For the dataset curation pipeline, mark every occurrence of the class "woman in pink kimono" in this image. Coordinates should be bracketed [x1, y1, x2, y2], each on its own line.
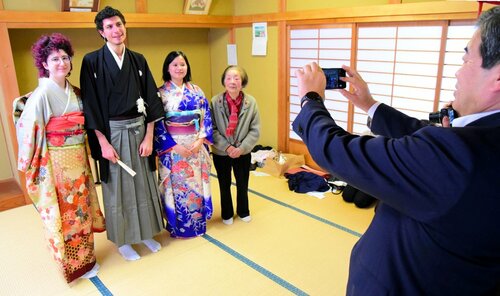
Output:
[15, 33, 105, 283]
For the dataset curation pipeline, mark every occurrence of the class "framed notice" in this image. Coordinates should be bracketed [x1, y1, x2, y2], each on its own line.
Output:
[183, 0, 212, 15]
[61, 0, 99, 12]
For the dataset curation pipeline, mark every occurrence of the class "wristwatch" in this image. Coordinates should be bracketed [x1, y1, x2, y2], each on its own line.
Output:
[300, 91, 323, 108]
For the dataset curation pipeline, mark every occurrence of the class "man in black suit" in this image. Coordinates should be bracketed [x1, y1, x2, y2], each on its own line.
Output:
[292, 6, 500, 295]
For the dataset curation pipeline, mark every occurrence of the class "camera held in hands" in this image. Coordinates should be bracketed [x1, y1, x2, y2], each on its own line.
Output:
[323, 68, 346, 89]
[429, 107, 456, 125]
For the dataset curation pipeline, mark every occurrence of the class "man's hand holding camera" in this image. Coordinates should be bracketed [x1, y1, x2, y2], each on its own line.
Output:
[338, 65, 378, 113]
[295, 62, 326, 102]
[296, 62, 378, 113]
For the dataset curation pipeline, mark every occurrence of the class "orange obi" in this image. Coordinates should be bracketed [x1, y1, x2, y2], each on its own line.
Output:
[46, 111, 85, 136]
[47, 111, 84, 131]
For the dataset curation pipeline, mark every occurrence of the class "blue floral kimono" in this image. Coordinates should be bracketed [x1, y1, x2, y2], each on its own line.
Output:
[154, 81, 213, 238]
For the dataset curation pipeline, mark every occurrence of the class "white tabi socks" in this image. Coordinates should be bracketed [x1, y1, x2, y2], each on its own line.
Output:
[142, 239, 161, 253]
[118, 244, 140, 261]
[118, 240, 161, 261]
[80, 263, 100, 279]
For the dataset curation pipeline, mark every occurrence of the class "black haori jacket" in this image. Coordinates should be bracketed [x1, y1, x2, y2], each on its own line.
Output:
[80, 45, 163, 182]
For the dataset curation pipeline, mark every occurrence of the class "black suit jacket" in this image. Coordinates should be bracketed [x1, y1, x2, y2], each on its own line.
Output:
[292, 101, 500, 295]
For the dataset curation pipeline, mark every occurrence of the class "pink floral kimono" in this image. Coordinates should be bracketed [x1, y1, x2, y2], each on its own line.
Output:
[15, 78, 105, 283]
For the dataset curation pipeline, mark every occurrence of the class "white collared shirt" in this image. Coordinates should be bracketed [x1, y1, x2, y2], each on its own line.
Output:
[451, 110, 500, 127]
[106, 42, 125, 69]
[367, 102, 381, 119]
[368, 102, 500, 127]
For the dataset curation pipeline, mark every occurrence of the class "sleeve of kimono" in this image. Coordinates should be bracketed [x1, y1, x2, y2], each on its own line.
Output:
[140, 56, 164, 123]
[15, 91, 63, 260]
[16, 92, 48, 172]
[15, 91, 60, 212]
[195, 86, 213, 145]
[205, 195, 213, 220]
[238, 98, 261, 155]
[154, 119, 177, 156]
[210, 96, 231, 152]
[80, 54, 105, 162]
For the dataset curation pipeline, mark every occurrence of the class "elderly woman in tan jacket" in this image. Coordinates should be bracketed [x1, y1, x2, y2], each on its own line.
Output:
[210, 65, 260, 225]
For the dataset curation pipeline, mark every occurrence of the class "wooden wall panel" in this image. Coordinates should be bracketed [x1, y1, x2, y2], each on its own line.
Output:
[0, 23, 28, 205]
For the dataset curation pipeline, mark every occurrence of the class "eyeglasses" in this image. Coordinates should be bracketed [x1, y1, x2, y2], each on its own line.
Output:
[49, 56, 71, 64]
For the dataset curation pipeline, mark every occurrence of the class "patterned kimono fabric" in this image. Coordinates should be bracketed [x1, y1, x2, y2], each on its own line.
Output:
[154, 81, 213, 238]
[16, 78, 105, 283]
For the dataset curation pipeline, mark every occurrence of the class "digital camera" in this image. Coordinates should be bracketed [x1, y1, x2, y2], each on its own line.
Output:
[323, 68, 346, 89]
[429, 107, 456, 125]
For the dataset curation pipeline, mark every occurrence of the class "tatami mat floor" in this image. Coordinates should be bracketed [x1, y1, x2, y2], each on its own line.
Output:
[0, 168, 374, 296]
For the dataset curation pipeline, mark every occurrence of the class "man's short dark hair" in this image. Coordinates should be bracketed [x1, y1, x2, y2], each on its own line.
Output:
[477, 6, 500, 69]
[94, 6, 126, 31]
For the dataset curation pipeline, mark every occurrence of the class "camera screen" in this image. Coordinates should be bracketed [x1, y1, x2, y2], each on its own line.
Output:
[323, 68, 346, 89]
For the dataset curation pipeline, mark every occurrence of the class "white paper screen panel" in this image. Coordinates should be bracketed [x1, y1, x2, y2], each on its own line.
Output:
[290, 39, 319, 49]
[291, 29, 318, 38]
[288, 23, 475, 141]
[438, 24, 475, 108]
[289, 28, 352, 140]
[290, 49, 318, 59]
[394, 74, 437, 88]
[355, 25, 442, 128]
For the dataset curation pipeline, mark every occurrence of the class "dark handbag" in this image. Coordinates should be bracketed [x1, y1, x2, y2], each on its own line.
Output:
[342, 184, 377, 208]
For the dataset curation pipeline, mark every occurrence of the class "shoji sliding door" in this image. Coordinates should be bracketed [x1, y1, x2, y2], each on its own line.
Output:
[288, 21, 474, 142]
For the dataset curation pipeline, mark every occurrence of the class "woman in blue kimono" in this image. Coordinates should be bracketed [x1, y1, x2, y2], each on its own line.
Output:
[154, 51, 213, 238]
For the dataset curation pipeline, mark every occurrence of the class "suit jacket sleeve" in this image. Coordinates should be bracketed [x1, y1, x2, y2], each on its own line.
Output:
[292, 100, 469, 221]
[370, 103, 428, 138]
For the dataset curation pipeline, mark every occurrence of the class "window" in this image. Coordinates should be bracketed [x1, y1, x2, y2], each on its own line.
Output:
[288, 21, 474, 140]
[356, 24, 443, 133]
[439, 24, 476, 108]
[289, 26, 352, 140]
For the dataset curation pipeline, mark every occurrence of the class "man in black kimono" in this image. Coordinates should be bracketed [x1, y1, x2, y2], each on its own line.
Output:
[80, 6, 164, 261]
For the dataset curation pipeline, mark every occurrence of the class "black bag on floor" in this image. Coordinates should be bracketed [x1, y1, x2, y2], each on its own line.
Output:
[342, 184, 377, 208]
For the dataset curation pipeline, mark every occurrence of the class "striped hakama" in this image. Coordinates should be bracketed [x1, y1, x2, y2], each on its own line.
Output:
[103, 116, 164, 246]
